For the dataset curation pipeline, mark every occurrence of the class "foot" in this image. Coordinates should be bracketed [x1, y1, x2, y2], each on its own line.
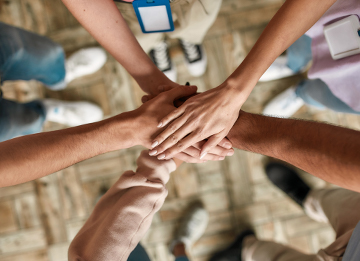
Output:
[65, 47, 107, 84]
[259, 56, 296, 82]
[170, 202, 209, 253]
[263, 86, 305, 118]
[149, 41, 177, 82]
[179, 39, 207, 77]
[209, 230, 255, 261]
[265, 162, 311, 207]
[42, 99, 103, 127]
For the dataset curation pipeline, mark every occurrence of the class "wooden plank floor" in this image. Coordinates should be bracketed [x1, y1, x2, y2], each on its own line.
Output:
[1, 0, 360, 260]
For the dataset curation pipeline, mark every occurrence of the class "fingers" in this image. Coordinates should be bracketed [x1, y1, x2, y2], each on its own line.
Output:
[174, 152, 205, 164]
[183, 146, 227, 161]
[158, 85, 173, 93]
[200, 131, 228, 159]
[154, 132, 200, 160]
[151, 115, 189, 149]
[159, 85, 197, 104]
[142, 95, 154, 103]
[192, 141, 234, 157]
[217, 138, 233, 149]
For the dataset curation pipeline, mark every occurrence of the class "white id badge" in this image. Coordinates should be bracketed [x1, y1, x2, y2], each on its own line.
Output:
[324, 15, 360, 60]
[133, 0, 174, 33]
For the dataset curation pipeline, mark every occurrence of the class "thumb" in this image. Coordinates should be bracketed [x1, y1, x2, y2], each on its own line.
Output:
[162, 85, 197, 103]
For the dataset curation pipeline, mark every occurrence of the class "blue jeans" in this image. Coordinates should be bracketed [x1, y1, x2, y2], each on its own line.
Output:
[128, 244, 189, 261]
[0, 22, 66, 141]
[287, 35, 360, 114]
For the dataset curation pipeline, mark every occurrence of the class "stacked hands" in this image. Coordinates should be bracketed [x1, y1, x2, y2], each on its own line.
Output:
[135, 83, 243, 163]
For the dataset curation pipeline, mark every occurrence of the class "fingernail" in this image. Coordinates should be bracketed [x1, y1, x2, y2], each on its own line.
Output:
[157, 154, 166, 160]
[151, 141, 158, 148]
[157, 122, 163, 128]
[225, 142, 232, 149]
[227, 151, 234, 156]
[219, 156, 225, 160]
[200, 152, 207, 160]
[149, 150, 157, 156]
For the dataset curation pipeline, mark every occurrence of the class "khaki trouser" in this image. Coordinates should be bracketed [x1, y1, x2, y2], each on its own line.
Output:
[242, 188, 360, 261]
[115, 0, 222, 53]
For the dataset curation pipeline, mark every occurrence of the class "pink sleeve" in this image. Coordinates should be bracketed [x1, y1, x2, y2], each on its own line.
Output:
[68, 151, 176, 261]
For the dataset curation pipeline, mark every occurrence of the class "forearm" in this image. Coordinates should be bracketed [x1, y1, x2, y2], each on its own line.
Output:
[228, 112, 360, 192]
[224, 0, 337, 100]
[0, 112, 136, 187]
[62, 0, 175, 94]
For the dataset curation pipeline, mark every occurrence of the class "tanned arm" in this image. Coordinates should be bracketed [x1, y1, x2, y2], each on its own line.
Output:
[228, 112, 360, 192]
[0, 86, 231, 188]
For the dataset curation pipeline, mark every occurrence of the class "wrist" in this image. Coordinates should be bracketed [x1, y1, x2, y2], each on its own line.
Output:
[101, 111, 140, 152]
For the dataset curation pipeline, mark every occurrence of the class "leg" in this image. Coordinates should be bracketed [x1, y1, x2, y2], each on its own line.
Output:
[168, 0, 222, 44]
[304, 188, 360, 238]
[242, 235, 316, 261]
[0, 95, 46, 142]
[114, 3, 165, 53]
[128, 244, 152, 261]
[170, 202, 209, 260]
[0, 22, 66, 89]
[295, 79, 360, 114]
[303, 188, 360, 257]
[287, 34, 312, 73]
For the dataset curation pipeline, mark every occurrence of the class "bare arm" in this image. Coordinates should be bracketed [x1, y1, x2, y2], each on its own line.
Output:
[224, 0, 337, 93]
[227, 112, 360, 192]
[150, 0, 338, 160]
[0, 86, 231, 187]
[0, 113, 136, 187]
[62, 0, 177, 94]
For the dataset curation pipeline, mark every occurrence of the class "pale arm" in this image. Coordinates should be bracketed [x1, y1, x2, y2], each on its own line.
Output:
[150, 0, 338, 159]
[62, 0, 177, 94]
[227, 112, 360, 192]
[224, 0, 338, 94]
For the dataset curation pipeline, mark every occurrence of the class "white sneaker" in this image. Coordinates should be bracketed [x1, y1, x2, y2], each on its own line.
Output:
[149, 41, 177, 82]
[263, 86, 305, 118]
[180, 40, 207, 77]
[65, 47, 107, 84]
[170, 202, 209, 252]
[259, 56, 296, 82]
[42, 99, 103, 127]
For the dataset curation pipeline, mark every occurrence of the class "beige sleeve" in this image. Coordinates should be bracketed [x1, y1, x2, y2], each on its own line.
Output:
[68, 151, 176, 261]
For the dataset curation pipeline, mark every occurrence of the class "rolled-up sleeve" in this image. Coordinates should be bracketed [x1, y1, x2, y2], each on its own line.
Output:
[68, 151, 176, 261]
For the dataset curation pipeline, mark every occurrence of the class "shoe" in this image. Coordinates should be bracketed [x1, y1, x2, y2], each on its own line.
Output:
[209, 230, 255, 261]
[149, 41, 177, 82]
[170, 202, 209, 252]
[179, 39, 207, 77]
[259, 56, 296, 82]
[42, 99, 103, 127]
[263, 86, 305, 118]
[65, 47, 107, 84]
[265, 162, 311, 207]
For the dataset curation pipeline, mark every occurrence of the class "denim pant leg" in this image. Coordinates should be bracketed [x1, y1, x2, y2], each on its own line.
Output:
[0, 22, 66, 90]
[287, 34, 312, 73]
[128, 244, 152, 261]
[0, 93, 46, 142]
[127, 244, 190, 261]
[295, 79, 360, 115]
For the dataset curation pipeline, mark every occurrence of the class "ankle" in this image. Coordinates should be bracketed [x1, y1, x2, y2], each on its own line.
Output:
[173, 242, 187, 257]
